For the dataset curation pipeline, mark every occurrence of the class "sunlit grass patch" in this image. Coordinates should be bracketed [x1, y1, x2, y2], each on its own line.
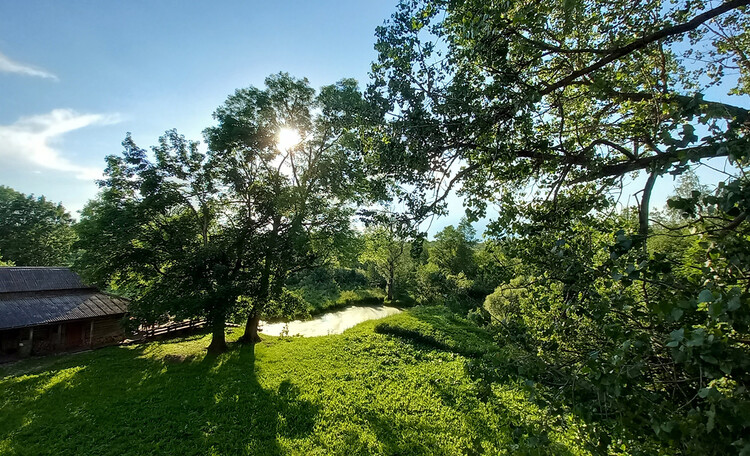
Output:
[0, 307, 595, 455]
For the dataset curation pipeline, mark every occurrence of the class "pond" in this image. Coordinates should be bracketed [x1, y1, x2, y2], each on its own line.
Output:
[260, 304, 402, 337]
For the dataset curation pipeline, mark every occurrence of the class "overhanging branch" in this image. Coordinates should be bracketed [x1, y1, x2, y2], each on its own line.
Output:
[570, 139, 745, 183]
[541, 0, 750, 95]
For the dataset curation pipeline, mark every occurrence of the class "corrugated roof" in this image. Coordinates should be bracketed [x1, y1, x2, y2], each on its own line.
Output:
[0, 267, 89, 293]
[0, 267, 129, 330]
[0, 290, 129, 330]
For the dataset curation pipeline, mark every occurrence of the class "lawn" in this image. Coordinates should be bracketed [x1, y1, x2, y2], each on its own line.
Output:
[0, 307, 592, 455]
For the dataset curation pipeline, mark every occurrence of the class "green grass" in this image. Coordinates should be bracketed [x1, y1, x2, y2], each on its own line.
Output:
[0, 307, 593, 455]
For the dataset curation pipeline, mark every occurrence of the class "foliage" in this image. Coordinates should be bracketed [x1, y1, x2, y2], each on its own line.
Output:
[0, 251, 13, 267]
[0, 185, 76, 266]
[203, 73, 374, 342]
[359, 221, 415, 302]
[415, 262, 474, 309]
[659, 169, 712, 222]
[259, 288, 310, 322]
[285, 266, 383, 314]
[428, 218, 477, 277]
[9, 1, 747, 452]
[368, 0, 749, 228]
[472, 241, 513, 296]
[76, 74, 371, 348]
[74, 129, 252, 353]
[483, 277, 529, 323]
[477, 177, 750, 453]
[367, 1, 750, 452]
[416, 220, 483, 310]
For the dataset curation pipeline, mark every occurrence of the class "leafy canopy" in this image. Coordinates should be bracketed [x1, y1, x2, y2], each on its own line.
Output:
[0, 185, 76, 266]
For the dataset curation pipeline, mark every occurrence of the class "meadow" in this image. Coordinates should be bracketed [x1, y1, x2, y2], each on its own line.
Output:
[0, 307, 592, 456]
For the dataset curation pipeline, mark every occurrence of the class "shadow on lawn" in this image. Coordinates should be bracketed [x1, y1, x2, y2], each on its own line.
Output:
[0, 340, 319, 456]
[372, 308, 587, 455]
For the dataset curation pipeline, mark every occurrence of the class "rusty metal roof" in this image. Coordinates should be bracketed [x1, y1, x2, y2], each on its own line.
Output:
[0, 267, 129, 330]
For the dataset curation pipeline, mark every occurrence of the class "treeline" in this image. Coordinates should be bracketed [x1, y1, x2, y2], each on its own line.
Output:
[0, 186, 76, 267]
[0, 180, 494, 315]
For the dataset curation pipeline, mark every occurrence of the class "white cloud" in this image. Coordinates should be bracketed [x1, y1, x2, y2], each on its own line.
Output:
[0, 51, 58, 80]
[0, 109, 120, 180]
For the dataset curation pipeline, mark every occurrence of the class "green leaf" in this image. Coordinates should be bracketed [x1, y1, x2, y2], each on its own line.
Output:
[669, 328, 685, 342]
[701, 354, 718, 364]
[706, 407, 715, 433]
[698, 289, 714, 303]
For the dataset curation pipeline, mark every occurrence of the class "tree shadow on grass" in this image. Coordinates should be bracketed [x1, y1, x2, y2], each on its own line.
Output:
[0, 339, 319, 456]
[371, 309, 589, 455]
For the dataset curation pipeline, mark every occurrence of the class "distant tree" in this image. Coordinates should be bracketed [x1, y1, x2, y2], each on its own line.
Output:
[428, 219, 477, 277]
[0, 185, 76, 266]
[673, 169, 711, 200]
[661, 169, 711, 222]
[414, 220, 479, 309]
[359, 216, 414, 302]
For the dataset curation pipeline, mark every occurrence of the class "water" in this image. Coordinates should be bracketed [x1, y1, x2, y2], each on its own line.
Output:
[260, 304, 402, 337]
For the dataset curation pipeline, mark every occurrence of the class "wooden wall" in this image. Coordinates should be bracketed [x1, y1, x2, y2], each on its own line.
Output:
[91, 315, 126, 347]
[1, 315, 126, 361]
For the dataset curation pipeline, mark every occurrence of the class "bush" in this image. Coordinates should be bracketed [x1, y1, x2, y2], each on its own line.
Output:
[416, 262, 476, 310]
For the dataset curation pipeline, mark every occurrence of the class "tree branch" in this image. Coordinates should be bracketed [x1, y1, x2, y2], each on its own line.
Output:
[541, 0, 750, 95]
[600, 90, 749, 120]
[570, 139, 746, 183]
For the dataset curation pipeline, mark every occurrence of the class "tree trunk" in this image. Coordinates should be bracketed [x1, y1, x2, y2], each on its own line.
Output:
[386, 268, 394, 302]
[240, 216, 278, 344]
[207, 318, 227, 354]
[240, 312, 262, 344]
[639, 171, 658, 253]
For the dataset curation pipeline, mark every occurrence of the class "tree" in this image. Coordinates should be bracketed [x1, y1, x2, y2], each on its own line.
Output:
[359, 215, 414, 302]
[658, 169, 712, 222]
[0, 185, 76, 266]
[203, 73, 374, 343]
[77, 74, 373, 350]
[367, 1, 750, 451]
[415, 219, 479, 309]
[428, 219, 477, 276]
[369, 0, 749, 234]
[76, 130, 252, 354]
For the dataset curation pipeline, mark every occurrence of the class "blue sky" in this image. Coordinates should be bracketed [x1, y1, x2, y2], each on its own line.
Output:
[0, 0, 397, 214]
[0, 1, 747, 238]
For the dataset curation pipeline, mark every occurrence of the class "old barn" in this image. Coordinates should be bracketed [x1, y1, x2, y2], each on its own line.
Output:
[0, 267, 129, 360]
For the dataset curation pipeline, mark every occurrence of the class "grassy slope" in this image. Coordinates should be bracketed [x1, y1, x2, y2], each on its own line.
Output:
[0, 308, 591, 456]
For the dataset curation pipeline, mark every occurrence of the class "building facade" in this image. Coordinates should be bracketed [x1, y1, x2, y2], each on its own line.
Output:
[0, 267, 129, 360]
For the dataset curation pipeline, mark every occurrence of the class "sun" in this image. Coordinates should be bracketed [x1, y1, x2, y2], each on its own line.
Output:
[277, 127, 301, 150]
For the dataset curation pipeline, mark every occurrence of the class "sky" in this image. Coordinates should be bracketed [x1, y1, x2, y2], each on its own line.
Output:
[0, 1, 747, 239]
[0, 0, 397, 216]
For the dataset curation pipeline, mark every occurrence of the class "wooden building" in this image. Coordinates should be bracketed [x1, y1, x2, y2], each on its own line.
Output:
[0, 267, 129, 360]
